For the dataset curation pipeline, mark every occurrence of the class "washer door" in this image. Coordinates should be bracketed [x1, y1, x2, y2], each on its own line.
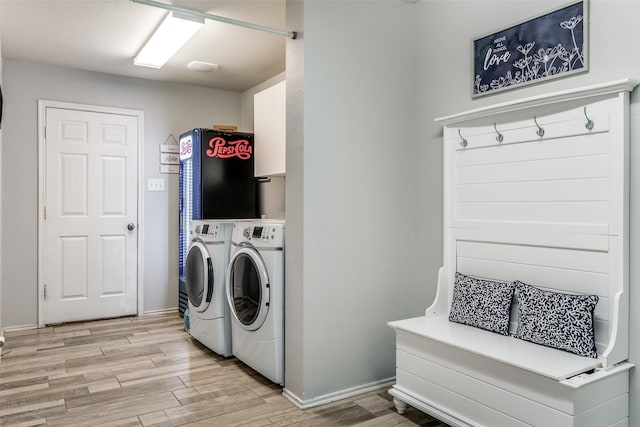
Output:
[185, 241, 214, 313]
[226, 246, 270, 331]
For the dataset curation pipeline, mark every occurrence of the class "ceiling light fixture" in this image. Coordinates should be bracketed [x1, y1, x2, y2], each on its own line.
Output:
[134, 12, 204, 69]
[187, 61, 220, 72]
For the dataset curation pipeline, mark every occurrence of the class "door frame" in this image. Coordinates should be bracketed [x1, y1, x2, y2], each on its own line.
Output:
[37, 100, 144, 327]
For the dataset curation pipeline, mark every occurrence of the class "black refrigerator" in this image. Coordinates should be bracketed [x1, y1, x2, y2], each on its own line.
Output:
[178, 128, 259, 315]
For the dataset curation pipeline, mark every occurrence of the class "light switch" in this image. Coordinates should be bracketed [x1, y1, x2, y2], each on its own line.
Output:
[148, 178, 165, 192]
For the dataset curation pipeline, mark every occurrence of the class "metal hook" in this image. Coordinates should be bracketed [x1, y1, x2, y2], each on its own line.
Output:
[584, 107, 594, 131]
[458, 129, 468, 148]
[493, 123, 504, 143]
[534, 116, 545, 138]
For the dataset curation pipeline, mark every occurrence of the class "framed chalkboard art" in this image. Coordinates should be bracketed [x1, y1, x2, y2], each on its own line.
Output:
[473, 1, 587, 98]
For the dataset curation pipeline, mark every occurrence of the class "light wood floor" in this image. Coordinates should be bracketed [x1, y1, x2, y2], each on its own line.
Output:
[0, 312, 448, 426]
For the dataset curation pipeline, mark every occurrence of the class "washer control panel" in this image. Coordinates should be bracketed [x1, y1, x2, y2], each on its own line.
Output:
[194, 223, 220, 238]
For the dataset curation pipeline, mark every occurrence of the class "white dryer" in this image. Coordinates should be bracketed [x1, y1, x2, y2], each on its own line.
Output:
[185, 220, 233, 357]
[226, 220, 285, 385]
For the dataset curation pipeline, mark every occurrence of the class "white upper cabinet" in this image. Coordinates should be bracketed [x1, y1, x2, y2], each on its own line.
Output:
[254, 80, 286, 176]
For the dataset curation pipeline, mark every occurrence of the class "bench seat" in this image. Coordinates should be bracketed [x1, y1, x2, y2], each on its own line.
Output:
[388, 316, 602, 382]
[388, 315, 632, 427]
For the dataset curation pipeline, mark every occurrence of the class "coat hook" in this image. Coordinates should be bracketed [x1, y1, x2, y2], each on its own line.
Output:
[458, 129, 468, 148]
[493, 123, 504, 143]
[534, 116, 545, 138]
[584, 107, 594, 131]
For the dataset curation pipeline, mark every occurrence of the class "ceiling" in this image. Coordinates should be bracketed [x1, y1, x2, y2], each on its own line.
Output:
[0, 0, 287, 92]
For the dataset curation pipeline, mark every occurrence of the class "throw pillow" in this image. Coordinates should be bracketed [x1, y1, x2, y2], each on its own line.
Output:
[514, 281, 598, 358]
[448, 272, 515, 335]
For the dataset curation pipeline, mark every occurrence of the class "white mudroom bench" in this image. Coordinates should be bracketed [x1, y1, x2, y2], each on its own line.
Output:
[389, 80, 638, 427]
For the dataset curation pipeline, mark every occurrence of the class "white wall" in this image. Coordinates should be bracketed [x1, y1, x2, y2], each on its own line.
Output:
[0, 2, 4, 338]
[1, 60, 242, 327]
[284, 0, 305, 400]
[284, 0, 418, 404]
[629, 92, 640, 427]
[412, 0, 640, 424]
[284, 0, 304, 400]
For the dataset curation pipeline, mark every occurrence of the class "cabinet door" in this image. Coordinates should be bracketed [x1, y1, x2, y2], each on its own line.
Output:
[254, 80, 286, 176]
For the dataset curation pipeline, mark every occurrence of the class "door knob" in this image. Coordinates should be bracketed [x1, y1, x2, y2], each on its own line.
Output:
[127, 223, 136, 231]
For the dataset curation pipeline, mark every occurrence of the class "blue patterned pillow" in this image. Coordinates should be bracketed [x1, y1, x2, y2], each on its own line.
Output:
[514, 281, 598, 358]
[448, 272, 515, 335]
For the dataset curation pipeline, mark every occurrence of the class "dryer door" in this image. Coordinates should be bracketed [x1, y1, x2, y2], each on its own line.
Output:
[226, 246, 269, 331]
[185, 241, 214, 313]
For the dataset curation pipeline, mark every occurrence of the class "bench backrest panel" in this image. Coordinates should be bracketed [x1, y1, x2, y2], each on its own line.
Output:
[456, 239, 610, 354]
[437, 84, 636, 367]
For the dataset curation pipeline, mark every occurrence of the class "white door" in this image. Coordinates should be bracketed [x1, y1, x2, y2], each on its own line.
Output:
[42, 106, 139, 324]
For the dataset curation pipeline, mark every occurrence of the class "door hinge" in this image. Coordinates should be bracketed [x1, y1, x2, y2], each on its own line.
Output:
[44, 284, 47, 300]
[44, 206, 47, 220]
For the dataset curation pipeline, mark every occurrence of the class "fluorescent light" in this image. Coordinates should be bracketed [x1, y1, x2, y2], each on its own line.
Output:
[134, 12, 204, 69]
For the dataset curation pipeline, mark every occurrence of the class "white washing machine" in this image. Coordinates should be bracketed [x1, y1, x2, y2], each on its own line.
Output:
[185, 220, 233, 357]
[226, 220, 285, 385]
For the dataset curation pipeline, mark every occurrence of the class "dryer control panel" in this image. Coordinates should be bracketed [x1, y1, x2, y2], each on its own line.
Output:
[241, 224, 284, 248]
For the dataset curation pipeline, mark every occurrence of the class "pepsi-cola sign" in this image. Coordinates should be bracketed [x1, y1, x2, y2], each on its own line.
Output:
[206, 137, 252, 160]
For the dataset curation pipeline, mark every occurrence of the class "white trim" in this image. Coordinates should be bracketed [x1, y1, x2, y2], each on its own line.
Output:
[2, 324, 39, 332]
[37, 100, 144, 327]
[4, 310, 178, 331]
[143, 308, 179, 316]
[137, 109, 145, 320]
[436, 78, 639, 126]
[282, 377, 395, 409]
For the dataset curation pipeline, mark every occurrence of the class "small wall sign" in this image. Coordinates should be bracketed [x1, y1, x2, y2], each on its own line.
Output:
[160, 164, 179, 174]
[160, 144, 179, 153]
[160, 152, 179, 165]
[160, 134, 180, 174]
[473, 1, 587, 97]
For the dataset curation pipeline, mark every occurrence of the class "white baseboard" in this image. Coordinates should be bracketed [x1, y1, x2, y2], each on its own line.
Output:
[3, 310, 177, 332]
[143, 307, 179, 316]
[2, 324, 39, 332]
[282, 377, 395, 409]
